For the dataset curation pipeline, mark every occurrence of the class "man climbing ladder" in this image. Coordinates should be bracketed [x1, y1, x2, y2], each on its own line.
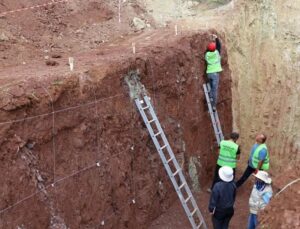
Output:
[203, 83, 224, 145]
[205, 34, 223, 111]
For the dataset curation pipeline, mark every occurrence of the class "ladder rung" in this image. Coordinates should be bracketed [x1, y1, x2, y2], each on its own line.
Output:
[179, 182, 186, 189]
[173, 168, 181, 176]
[185, 196, 192, 203]
[167, 157, 174, 163]
[160, 144, 168, 150]
[142, 105, 149, 110]
[197, 222, 203, 228]
[148, 119, 156, 124]
[154, 131, 161, 137]
[191, 208, 198, 216]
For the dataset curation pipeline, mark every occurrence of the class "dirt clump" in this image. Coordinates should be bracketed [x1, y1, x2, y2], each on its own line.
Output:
[259, 169, 300, 228]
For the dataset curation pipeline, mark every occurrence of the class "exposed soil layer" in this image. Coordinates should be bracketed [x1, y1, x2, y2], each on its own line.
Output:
[0, 30, 232, 228]
[260, 169, 300, 229]
[0, 0, 153, 68]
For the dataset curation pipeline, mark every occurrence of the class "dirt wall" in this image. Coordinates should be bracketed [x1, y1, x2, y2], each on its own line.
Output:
[225, 0, 300, 172]
[0, 31, 232, 228]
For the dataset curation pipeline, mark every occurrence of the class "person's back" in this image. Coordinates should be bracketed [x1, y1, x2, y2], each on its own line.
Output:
[210, 181, 236, 210]
[210, 132, 240, 191]
[217, 139, 239, 169]
[209, 166, 236, 229]
[205, 50, 222, 74]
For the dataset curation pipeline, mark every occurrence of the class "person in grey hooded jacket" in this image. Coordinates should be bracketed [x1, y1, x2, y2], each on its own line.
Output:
[248, 171, 273, 229]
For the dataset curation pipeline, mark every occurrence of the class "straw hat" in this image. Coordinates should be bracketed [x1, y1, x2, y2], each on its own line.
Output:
[254, 171, 272, 184]
[218, 166, 234, 182]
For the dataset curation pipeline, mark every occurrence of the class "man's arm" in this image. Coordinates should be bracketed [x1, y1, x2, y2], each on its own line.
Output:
[257, 148, 268, 170]
[208, 186, 218, 213]
[236, 146, 241, 160]
[212, 34, 221, 54]
[215, 37, 221, 54]
[257, 160, 264, 170]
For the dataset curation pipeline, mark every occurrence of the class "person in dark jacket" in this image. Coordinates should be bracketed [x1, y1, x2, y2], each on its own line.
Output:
[209, 166, 237, 229]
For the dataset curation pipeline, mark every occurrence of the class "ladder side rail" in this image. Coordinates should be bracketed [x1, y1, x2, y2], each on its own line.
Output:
[213, 111, 224, 141]
[203, 84, 221, 144]
[143, 96, 179, 163]
[178, 171, 207, 229]
[205, 83, 224, 142]
[212, 111, 222, 142]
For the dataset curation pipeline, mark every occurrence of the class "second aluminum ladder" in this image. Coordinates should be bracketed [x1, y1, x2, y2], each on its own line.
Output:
[203, 83, 224, 145]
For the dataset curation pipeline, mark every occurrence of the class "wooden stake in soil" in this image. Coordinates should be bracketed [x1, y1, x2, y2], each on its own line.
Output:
[132, 42, 136, 54]
[69, 57, 74, 71]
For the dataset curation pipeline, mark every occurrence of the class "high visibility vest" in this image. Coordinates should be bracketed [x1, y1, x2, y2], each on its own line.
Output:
[251, 144, 270, 170]
[217, 140, 239, 168]
[205, 50, 222, 74]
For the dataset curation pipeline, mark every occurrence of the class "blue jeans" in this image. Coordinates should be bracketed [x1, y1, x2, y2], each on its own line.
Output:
[207, 72, 220, 108]
[247, 213, 258, 229]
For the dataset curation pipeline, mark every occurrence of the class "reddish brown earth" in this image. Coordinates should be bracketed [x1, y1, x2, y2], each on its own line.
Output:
[260, 169, 300, 229]
[1, 1, 298, 228]
[2, 0, 292, 228]
[0, 0, 153, 68]
[0, 28, 233, 228]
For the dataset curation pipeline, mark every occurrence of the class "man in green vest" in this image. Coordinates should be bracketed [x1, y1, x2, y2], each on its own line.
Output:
[208, 132, 240, 192]
[205, 34, 223, 112]
[236, 133, 270, 188]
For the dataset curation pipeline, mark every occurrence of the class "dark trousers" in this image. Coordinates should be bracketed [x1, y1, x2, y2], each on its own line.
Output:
[236, 165, 256, 188]
[211, 164, 236, 189]
[212, 208, 234, 229]
[207, 73, 220, 108]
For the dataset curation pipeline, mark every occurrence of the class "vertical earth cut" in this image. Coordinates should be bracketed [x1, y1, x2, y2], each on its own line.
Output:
[226, 0, 300, 172]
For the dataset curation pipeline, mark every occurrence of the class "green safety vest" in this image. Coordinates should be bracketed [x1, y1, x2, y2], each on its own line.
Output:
[205, 50, 222, 74]
[217, 140, 239, 168]
[251, 144, 270, 170]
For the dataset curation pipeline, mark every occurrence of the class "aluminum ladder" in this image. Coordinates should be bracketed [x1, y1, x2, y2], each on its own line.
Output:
[135, 96, 207, 229]
[203, 83, 224, 145]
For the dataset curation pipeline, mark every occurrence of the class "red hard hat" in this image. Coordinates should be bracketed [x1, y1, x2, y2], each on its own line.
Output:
[207, 42, 216, 52]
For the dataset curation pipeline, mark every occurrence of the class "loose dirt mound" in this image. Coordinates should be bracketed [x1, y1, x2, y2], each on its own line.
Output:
[260, 169, 300, 228]
[0, 0, 153, 68]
